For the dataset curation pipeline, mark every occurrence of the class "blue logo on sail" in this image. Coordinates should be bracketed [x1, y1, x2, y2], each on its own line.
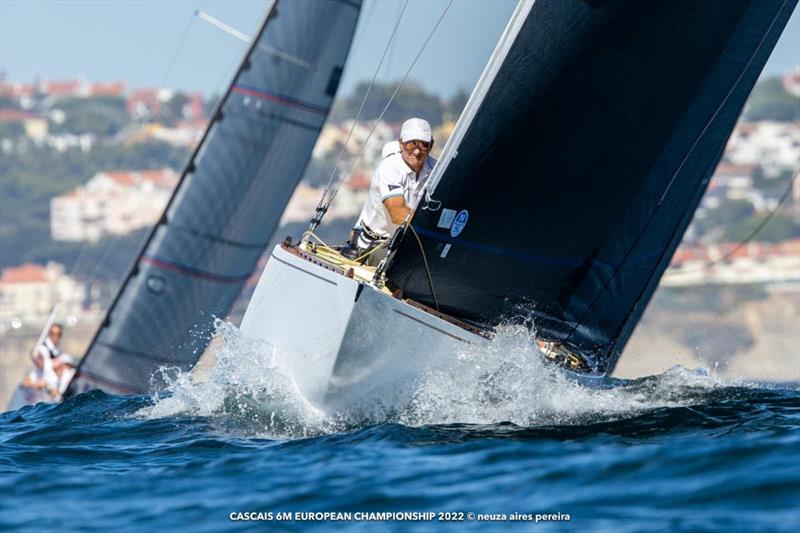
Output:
[450, 210, 469, 237]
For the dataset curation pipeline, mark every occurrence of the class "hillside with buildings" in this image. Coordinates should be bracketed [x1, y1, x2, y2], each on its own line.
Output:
[0, 71, 798, 404]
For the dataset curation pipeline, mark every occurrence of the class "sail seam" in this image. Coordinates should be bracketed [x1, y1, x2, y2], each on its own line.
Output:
[166, 224, 271, 250]
[141, 256, 252, 283]
[232, 84, 328, 114]
[65, 0, 280, 398]
[94, 340, 200, 366]
[564, 0, 790, 353]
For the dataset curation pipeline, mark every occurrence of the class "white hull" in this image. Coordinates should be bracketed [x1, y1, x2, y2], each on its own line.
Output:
[240, 245, 488, 410]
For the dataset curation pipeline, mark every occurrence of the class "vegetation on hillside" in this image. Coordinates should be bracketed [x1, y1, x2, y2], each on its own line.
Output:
[49, 96, 130, 136]
[0, 141, 188, 268]
[329, 81, 469, 127]
[743, 77, 800, 121]
[0, 75, 796, 279]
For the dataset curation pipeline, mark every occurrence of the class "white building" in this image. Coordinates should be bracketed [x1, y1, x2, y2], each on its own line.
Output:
[0, 262, 84, 324]
[50, 169, 178, 242]
[725, 121, 800, 177]
[143, 120, 206, 148]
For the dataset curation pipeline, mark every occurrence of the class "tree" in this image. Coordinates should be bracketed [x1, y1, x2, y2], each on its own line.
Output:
[50, 96, 130, 136]
[742, 77, 800, 122]
[0, 121, 25, 139]
[329, 80, 445, 126]
[723, 212, 800, 242]
[0, 95, 22, 110]
[0, 140, 188, 269]
[445, 89, 469, 121]
[160, 92, 190, 126]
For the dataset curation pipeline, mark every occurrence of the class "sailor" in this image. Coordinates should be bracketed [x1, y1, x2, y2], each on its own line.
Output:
[343, 118, 437, 263]
[23, 323, 65, 397]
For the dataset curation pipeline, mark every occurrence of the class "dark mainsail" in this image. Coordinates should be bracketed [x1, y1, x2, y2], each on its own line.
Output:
[387, 0, 796, 374]
[65, 0, 362, 397]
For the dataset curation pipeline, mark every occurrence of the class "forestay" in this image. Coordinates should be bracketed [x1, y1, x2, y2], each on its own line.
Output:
[66, 0, 362, 397]
[387, 0, 796, 374]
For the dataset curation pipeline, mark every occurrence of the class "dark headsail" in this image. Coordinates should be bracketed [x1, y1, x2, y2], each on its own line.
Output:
[387, 0, 796, 374]
[65, 0, 362, 397]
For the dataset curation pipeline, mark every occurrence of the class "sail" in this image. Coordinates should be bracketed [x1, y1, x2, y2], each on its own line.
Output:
[387, 0, 796, 374]
[66, 0, 362, 397]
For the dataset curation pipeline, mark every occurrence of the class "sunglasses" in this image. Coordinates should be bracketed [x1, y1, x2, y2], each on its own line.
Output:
[403, 140, 433, 152]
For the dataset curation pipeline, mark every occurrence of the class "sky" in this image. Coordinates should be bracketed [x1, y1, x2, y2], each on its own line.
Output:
[0, 0, 517, 99]
[0, 0, 798, 100]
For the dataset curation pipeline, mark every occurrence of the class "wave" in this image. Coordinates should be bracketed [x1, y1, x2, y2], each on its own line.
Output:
[131, 320, 798, 440]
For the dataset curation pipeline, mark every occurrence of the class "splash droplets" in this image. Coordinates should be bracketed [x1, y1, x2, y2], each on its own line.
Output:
[138, 320, 731, 439]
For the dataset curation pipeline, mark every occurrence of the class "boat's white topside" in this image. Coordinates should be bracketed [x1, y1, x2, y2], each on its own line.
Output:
[240, 243, 606, 411]
[240, 244, 488, 409]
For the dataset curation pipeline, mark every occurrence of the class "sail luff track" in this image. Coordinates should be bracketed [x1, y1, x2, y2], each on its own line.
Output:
[66, 0, 363, 397]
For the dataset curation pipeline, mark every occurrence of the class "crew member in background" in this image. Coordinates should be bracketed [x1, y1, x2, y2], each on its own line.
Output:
[22, 323, 67, 397]
[342, 118, 436, 264]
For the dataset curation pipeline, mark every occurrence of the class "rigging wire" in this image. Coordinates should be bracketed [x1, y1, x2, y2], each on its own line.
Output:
[663, 168, 798, 275]
[305, 0, 455, 238]
[302, 0, 409, 243]
[320, 0, 409, 195]
[330, 0, 454, 206]
[162, 1, 207, 87]
[63, 1, 280, 399]
[560, 4, 792, 351]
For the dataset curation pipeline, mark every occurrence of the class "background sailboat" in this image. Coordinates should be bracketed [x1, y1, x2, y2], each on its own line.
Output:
[7, 0, 364, 410]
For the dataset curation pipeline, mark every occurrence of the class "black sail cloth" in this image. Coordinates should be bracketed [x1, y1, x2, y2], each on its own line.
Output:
[65, 0, 362, 397]
[387, 0, 796, 374]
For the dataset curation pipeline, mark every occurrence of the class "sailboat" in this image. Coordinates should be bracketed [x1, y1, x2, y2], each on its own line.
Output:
[239, 0, 797, 410]
[7, 0, 364, 411]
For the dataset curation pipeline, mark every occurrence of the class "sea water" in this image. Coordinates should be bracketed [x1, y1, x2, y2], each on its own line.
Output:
[1, 322, 798, 532]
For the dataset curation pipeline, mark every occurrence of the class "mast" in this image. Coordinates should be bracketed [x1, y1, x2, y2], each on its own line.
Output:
[65, 0, 363, 398]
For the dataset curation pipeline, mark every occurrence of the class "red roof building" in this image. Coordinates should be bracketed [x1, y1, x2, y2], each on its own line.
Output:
[0, 108, 41, 123]
[89, 81, 126, 97]
[0, 263, 48, 284]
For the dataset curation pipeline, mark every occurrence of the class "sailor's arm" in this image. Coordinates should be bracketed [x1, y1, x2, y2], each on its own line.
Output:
[383, 196, 411, 225]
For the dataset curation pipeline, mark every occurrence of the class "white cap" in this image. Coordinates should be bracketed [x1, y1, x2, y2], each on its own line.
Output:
[400, 117, 432, 143]
[382, 141, 400, 159]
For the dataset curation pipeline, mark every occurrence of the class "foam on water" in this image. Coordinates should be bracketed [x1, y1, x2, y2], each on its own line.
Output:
[137, 319, 738, 439]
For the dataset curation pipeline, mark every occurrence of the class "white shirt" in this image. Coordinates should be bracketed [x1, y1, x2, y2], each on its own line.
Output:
[29, 337, 60, 388]
[355, 152, 437, 239]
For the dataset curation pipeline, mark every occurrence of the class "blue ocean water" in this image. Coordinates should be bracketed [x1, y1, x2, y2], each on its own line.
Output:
[2, 327, 799, 532]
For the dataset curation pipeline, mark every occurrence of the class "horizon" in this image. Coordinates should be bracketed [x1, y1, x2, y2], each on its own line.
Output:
[0, 1, 797, 100]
